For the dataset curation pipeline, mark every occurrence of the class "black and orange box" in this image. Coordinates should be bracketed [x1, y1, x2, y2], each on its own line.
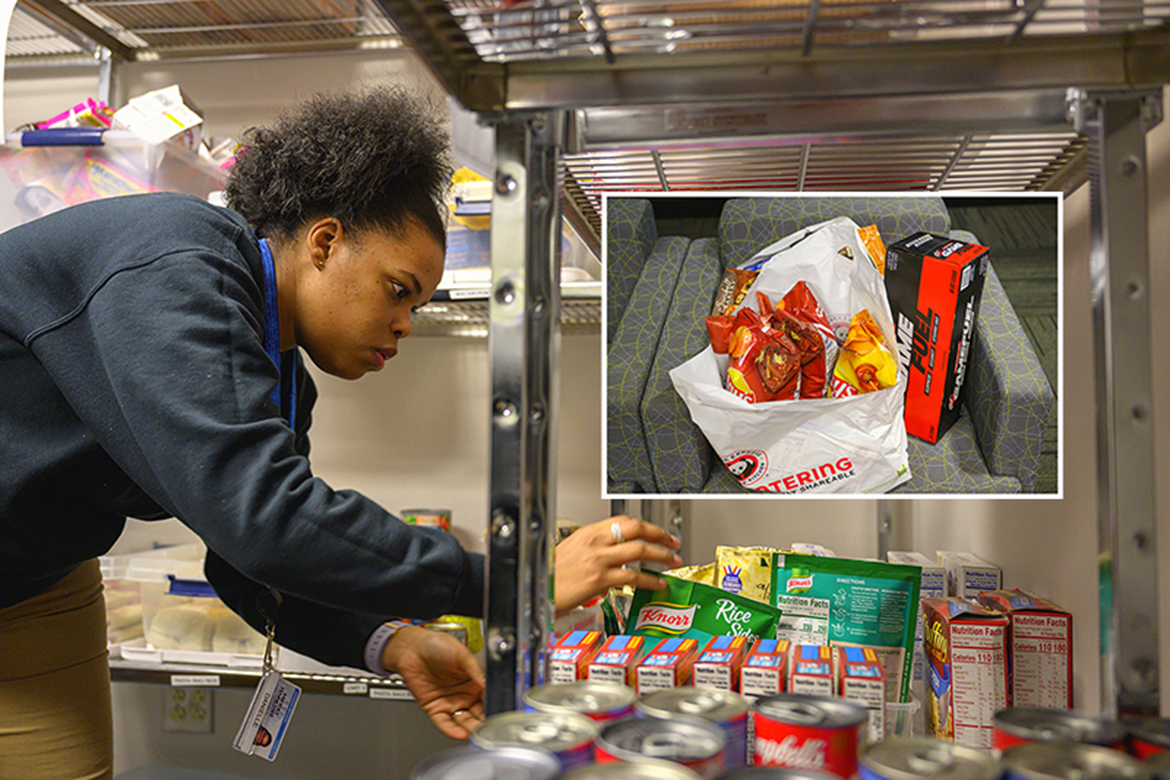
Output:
[884, 232, 989, 443]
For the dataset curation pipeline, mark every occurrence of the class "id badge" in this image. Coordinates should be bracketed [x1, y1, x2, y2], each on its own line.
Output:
[233, 669, 301, 761]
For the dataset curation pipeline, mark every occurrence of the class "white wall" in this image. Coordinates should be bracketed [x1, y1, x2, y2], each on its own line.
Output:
[6, 46, 1168, 778]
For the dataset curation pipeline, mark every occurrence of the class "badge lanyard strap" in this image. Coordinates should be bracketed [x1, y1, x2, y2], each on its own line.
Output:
[259, 238, 296, 432]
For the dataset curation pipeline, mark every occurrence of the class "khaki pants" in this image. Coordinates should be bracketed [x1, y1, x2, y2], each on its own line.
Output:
[0, 560, 114, 780]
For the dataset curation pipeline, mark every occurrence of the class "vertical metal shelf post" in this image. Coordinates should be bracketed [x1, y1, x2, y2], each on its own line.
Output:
[484, 111, 565, 714]
[1072, 87, 1163, 719]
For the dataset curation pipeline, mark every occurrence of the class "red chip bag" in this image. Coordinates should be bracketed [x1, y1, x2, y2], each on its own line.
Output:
[706, 314, 735, 354]
[778, 282, 840, 399]
[725, 307, 801, 403]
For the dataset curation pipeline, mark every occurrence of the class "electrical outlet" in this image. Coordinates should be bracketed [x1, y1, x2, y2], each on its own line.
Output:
[163, 687, 214, 733]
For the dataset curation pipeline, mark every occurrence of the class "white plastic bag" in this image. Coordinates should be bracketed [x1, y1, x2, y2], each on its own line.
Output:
[669, 217, 911, 494]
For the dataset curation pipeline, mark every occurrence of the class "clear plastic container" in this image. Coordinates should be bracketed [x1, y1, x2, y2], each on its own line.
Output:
[886, 693, 923, 738]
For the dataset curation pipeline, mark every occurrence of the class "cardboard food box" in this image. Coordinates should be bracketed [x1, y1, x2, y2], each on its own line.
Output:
[836, 646, 887, 741]
[548, 630, 604, 684]
[922, 597, 1009, 749]
[787, 644, 835, 696]
[937, 551, 1003, 599]
[740, 638, 790, 702]
[885, 232, 989, 443]
[635, 637, 700, 694]
[977, 589, 1073, 709]
[587, 634, 645, 687]
[692, 635, 751, 692]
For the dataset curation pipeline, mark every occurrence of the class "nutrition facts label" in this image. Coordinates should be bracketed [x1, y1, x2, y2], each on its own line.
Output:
[1011, 614, 1071, 708]
[950, 623, 1008, 749]
[774, 595, 830, 644]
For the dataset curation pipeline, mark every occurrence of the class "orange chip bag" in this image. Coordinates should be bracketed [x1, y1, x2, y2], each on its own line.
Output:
[725, 307, 801, 403]
[829, 309, 898, 397]
[706, 314, 735, 354]
[711, 268, 760, 316]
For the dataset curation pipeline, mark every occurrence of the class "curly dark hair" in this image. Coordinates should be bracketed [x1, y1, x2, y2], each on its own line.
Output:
[224, 85, 452, 247]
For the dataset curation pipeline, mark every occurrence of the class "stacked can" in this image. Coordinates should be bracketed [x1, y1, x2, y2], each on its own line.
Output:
[472, 710, 598, 772]
[999, 741, 1150, 779]
[1130, 718, 1170, 759]
[859, 737, 999, 780]
[639, 687, 751, 768]
[596, 714, 728, 779]
[409, 745, 560, 780]
[561, 758, 703, 779]
[992, 707, 1127, 751]
[751, 694, 866, 779]
[523, 680, 637, 723]
[713, 769, 840, 779]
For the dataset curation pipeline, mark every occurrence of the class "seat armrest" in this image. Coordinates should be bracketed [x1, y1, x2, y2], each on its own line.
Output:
[606, 198, 659, 345]
[964, 262, 1055, 492]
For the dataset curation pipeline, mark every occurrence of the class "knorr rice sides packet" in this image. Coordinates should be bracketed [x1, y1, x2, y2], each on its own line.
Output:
[627, 574, 784, 646]
[771, 553, 921, 704]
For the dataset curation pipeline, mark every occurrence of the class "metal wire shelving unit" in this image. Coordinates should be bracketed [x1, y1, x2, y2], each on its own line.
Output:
[6, 0, 1166, 722]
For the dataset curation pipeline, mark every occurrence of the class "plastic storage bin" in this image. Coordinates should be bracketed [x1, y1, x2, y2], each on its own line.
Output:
[100, 554, 145, 649]
[0, 131, 227, 236]
[121, 543, 267, 665]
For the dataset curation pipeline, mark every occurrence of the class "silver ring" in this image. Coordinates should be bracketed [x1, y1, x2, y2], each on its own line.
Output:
[610, 521, 624, 544]
[452, 709, 468, 718]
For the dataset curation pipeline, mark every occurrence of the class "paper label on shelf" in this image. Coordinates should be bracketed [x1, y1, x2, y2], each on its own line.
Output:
[343, 682, 369, 695]
[171, 674, 221, 687]
[370, 687, 413, 700]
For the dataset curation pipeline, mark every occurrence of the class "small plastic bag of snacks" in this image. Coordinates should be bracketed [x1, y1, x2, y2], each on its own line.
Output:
[670, 216, 910, 494]
[830, 309, 899, 397]
[725, 305, 801, 403]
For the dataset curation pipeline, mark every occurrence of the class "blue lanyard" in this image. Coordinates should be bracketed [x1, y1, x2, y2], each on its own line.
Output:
[259, 238, 296, 432]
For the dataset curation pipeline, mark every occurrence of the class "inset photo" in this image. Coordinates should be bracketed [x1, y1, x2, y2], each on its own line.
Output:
[604, 193, 1060, 498]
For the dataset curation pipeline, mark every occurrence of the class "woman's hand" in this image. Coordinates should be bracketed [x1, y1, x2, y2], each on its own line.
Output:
[381, 625, 485, 739]
[553, 515, 682, 614]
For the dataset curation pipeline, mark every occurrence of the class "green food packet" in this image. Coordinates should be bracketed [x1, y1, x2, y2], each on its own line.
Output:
[771, 553, 921, 703]
[626, 574, 784, 646]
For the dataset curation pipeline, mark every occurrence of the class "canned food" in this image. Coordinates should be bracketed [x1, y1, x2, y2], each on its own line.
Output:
[472, 710, 597, 772]
[560, 757, 703, 779]
[409, 745, 560, 780]
[423, 621, 468, 646]
[1148, 749, 1170, 780]
[714, 768, 840, 779]
[523, 680, 637, 723]
[859, 737, 999, 779]
[1000, 741, 1149, 779]
[596, 714, 727, 779]
[640, 687, 751, 768]
[752, 694, 865, 779]
[1129, 717, 1170, 759]
[401, 508, 451, 532]
[993, 707, 1126, 751]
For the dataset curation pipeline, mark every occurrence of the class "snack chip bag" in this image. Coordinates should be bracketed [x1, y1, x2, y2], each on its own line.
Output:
[778, 281, 841, 394]
[716, 546, 780, 604]
[627, 574, 783, 646]
[830, 309, 898, 397]
[665, 562, 717, 586]
[705, 314, 735, 355]
[726, 306, 801, 403]
[711, 267, 760, 316]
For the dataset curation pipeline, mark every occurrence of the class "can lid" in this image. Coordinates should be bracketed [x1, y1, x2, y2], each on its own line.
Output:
[599, 714, 727, 762]
[994, 707, 1126, 746]
[754, 693, 867, 728]
[1000, 742, 1149, 780]
[472, 710, 597, 750]
[861, 737, 999, 780]
[523, 680, 637, 714]
[560, 757, 702, 779]
[409, 745, 560, 780]
[638, 686, 749, 722]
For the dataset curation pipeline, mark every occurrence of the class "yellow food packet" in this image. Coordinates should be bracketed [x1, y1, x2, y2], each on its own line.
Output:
[664, 562, 716, 587]
[830, 309, 898, 397]
[715, 546, 780, 604]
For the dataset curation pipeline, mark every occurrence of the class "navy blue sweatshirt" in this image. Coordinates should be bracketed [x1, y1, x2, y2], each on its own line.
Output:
[0, 192, 484, 669]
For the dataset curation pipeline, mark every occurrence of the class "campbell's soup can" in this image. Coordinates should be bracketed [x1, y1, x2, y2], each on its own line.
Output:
[409, 745, 560, 780]
[1147, 749, 1170, 780]
[596, 714, 727, 779]
[472, 710, 598, 772]
[993, 707, 1127, 752]
[560, 758, 703, 779]
[1129, 717, 1170, 759]
[1000, 741, 1150, 779]
[714, 768, 840, 779]
[639, 687, 751, 768]
[523, 680, 637, 723]
[752, 694, 865, 779]
[859, 737, 999, 780]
